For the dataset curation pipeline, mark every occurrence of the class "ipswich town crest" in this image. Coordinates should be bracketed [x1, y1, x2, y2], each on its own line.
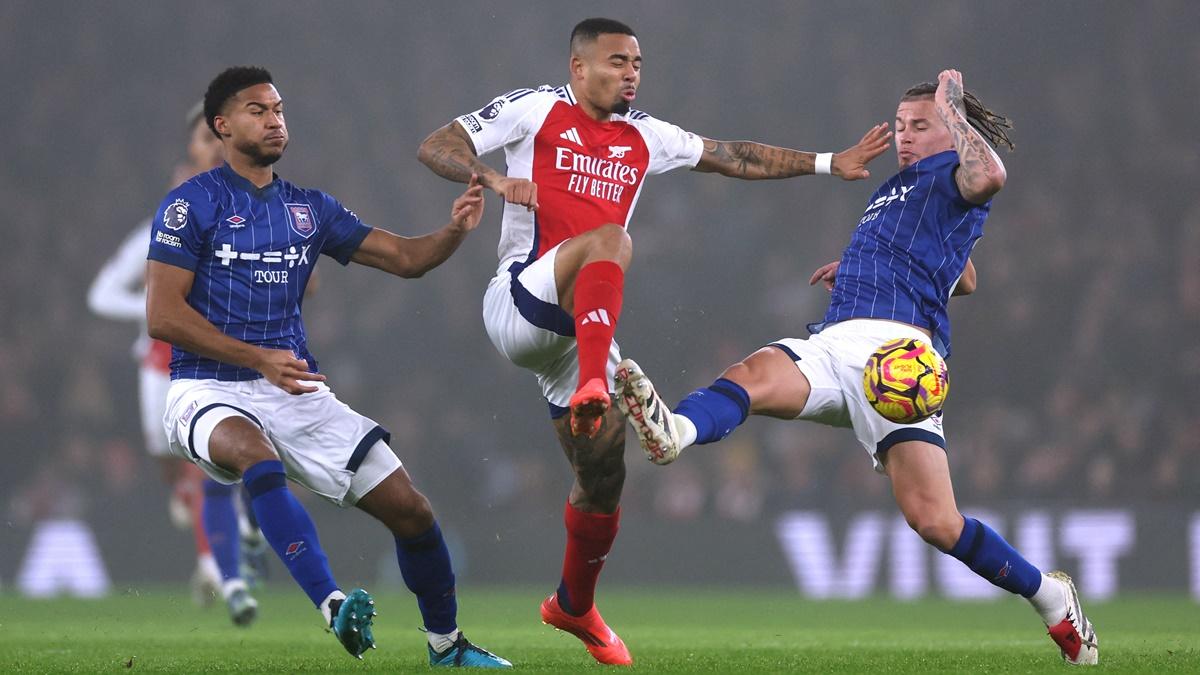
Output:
[286, 203, 315, 238]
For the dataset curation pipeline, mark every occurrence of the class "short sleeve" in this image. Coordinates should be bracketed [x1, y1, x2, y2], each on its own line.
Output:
[316, 193, 373, 265]
[932, 151, 982, 210]
[454, 88, 554, 156]
[631, 114, 704, 175]
[147, 183, 212, 271]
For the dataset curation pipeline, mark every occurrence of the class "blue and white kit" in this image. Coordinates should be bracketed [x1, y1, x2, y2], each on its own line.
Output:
[148, 164, 400, 505]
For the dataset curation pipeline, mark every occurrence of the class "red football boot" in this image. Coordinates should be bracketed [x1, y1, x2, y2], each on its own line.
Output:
[540, 594, 632, 666]
[1045, 571, 1099, 665]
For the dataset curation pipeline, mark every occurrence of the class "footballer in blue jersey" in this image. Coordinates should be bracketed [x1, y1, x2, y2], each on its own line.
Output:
[146, 66, 510, 668]
[616, 70, 1099, 665]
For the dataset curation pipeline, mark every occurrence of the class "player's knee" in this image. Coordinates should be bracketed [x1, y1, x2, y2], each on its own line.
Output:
[590, 223, 633, 263]
[907, 512, 962, 550]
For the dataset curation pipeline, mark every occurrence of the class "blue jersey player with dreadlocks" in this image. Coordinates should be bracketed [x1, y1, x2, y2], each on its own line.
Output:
[146, 66, 510, 668]
[614, 69, 1099, 666]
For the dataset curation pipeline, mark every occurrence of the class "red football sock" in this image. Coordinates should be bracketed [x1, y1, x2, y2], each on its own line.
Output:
[180, 478, 211, 555]
[557, 502, 620, 616]
[573, 261, 624, 389]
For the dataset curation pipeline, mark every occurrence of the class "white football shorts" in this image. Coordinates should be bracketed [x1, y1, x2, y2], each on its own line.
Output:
[139, 365, 172, 457]
[482, 242, 620, 411]
[162, 378, 401, 506]
[769, 319, 946, 472]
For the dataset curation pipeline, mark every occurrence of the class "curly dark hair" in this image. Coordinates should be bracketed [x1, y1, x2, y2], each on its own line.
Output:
[903, 82, 1014, 151]
[203, 66, 274, 138]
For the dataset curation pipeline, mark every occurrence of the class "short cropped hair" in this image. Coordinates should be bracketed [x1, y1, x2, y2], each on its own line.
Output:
[203, 66, 274, 137]
[570, 18, 636, 52]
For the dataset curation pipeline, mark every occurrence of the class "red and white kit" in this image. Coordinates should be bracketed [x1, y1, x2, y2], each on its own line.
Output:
[459, 84, 703, 406]
[88, 220, 175, 456]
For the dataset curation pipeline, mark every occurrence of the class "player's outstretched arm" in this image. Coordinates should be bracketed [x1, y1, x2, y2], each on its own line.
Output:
[146, 261, 326, 394]
[693, 124, 891, 180]
[350, 175, 485, 278]
[418, 123, 539, 210]
[934, 70, 1006, 204]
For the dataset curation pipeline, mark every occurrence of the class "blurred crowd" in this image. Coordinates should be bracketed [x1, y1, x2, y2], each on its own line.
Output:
[2, 2, 1196, 572]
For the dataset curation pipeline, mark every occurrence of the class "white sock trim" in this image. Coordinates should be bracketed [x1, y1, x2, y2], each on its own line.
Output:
[674, 413, 698, 449]
[1028, 573, 1068, 626]
[221, 577, 248, 600]
[319, 589, 347, 626]
[427, 628, 462, 653]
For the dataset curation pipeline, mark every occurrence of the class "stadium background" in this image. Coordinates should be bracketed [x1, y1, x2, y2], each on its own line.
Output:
[1, 0, 1197, 601]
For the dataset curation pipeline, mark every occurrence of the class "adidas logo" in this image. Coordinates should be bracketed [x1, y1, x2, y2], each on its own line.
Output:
[560, 127, 583, 146]
[579, 308, 611, 326]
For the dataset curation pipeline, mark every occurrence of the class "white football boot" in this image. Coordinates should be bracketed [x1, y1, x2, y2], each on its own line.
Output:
[1044, 571, 1099, 665]
[614, 359, 682, 465]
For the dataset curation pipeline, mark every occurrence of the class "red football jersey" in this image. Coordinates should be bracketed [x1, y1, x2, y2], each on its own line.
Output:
[455, 85, 703, 270]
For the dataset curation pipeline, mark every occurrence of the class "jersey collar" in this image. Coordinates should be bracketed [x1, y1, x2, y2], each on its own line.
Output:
[219, 162, 282, 201]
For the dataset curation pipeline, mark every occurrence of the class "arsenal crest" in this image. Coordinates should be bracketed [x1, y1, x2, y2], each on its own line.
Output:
[286, 203, 315, 238]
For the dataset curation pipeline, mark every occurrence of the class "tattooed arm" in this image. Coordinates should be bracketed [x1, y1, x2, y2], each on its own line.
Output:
[418, 122, 539, 210]
[934, 69, 1006, 204]
[693, 123, 891, 180]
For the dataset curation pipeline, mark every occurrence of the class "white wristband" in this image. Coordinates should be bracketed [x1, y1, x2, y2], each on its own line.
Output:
[815, 152, 833, 175]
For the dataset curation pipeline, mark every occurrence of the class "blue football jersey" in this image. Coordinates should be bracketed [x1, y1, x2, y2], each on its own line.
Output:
[818, 150, 989, 358]
[147, 164, 371, 380]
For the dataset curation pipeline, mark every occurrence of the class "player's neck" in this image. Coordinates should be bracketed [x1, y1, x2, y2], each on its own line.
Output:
[577, 98, 613, 123]
[227, 154, 276, 188]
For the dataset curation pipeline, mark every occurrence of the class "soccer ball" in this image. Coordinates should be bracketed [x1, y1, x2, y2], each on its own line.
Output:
[862, 337, 948, 424]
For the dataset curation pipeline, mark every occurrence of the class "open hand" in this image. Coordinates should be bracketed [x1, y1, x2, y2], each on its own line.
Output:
[832, 123, 892, 180]
[450, 174, 486, 231]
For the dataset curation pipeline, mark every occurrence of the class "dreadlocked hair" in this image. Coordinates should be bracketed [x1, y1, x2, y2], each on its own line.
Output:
[903, 82, 1015, 151]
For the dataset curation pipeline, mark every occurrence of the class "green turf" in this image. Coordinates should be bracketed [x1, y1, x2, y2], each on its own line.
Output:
[0, 586, 1195, 673]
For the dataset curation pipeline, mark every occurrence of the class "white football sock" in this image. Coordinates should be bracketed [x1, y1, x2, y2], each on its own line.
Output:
[427, 628, 462, 653]
[221, 577, 248, 601]
[674, 413, 697, 449]
[319, 589, 347, 626]
[1028, 573, 1068, 625]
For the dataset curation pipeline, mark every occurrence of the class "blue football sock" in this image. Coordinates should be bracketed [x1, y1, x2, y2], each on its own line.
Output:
[395, 521, 457, 634]
[947, 516, 1042, 597]
[673, 377, 751, 445]
[239, 485, 259, 530]
[202, 480, 241, 582]
[243, 460, 338, 606]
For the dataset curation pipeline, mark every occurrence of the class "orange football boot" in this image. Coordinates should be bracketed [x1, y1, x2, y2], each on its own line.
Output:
[540, 594, 632, 666]
[568, 378, 610, 437]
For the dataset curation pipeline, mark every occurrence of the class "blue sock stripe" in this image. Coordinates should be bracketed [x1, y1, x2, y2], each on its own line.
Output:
[965, 518, 987, 561]
[243, 459, 286, 497]
[674, 378, 752, 445]
[946, 515, 1041, 598]
[245, 470, 287, 498]
[710, 378, 751, 422]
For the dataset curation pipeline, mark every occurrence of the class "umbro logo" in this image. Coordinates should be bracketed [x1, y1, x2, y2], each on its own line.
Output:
[225, 214, 246, 229]
[579, 308, 611, 326]
[560, 127, 583, 146]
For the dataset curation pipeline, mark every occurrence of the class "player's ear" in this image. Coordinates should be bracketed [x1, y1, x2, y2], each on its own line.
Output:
[213, 115, 230, 139]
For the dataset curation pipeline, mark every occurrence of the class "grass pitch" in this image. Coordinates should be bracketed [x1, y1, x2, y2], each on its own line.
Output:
[1, 586, 1195, 673]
